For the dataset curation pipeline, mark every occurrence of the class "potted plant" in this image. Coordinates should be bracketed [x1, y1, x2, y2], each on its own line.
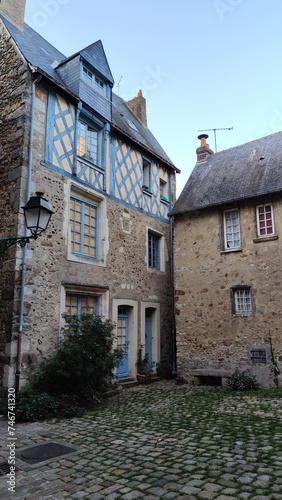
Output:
[136, 345, 154, 384]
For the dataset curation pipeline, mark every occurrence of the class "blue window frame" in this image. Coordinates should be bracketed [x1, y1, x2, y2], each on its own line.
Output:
[148, 232, 160, 270]
[82, 66, 106, 96]
[94, 76, 105, 95]
[77, 120, 99, 164]
[142, 158, 151, 191]
[82, 67, 92, 86]
[116, 306, 129, 377]
[70, 196, 98, 258]
[66, 294, 98, 317]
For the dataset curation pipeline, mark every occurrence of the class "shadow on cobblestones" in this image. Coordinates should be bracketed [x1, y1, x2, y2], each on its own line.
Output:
[1, 380, 282, 499]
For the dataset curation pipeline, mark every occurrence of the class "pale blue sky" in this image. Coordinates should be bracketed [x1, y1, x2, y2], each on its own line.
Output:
[24, 0, 282, 196]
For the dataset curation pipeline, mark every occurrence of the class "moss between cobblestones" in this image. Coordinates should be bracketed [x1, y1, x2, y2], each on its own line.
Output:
[4, 382, 282, 499]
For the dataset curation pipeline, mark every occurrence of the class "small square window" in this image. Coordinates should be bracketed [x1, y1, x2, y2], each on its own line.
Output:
[232, 288, 252, 316]
[257, 204, 274, 237]
[250, 349, 266, 364]
[148, 231, 160, 270]
[224, 209, 241, 249]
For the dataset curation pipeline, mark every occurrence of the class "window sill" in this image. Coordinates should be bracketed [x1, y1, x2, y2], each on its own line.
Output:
[233, 313, 252, 317]
[143, 188, 152, 196]
[77, 156, 104, 173]
[253, 235, 278, 243]
[68, 251, 106, 268]
[220, 247, 242, 255]
[160, 197, 169, 205]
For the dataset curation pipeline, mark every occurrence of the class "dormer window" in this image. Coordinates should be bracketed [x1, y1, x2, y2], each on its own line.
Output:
[95, 76, 104, 94]
[82, 67, 92, 86]
[82, 66, 106, 96]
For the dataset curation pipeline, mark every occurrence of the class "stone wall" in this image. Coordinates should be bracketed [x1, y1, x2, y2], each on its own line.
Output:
[0, 20, 31, 396]
[3, 80, 174, 390]
[173, 199, 282, 387]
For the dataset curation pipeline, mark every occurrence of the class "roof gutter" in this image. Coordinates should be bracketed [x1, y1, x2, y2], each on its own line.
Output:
[29, 64, 80, 102]
[170, 188, 282, 217]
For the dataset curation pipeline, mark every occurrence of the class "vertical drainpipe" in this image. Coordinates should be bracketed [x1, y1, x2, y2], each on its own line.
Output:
[169, 174, 177, 375]
[15, 73, 42, 393]
[102, 123, 110, 192]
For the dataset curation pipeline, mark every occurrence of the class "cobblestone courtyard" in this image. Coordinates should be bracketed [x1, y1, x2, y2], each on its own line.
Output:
[1, 380, 282, 499]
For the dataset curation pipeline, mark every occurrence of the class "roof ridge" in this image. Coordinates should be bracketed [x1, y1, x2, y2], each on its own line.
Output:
[211, 129, 282, 157]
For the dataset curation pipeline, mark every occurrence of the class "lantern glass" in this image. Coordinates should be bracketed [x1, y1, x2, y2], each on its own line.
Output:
[22, 192, 53, 236]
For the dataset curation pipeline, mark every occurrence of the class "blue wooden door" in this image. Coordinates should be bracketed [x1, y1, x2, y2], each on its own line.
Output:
[145, 309, 153, 368]
[116, 306, 129, 377]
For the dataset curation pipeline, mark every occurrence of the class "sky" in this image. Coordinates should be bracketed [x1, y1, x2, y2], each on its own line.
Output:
[24, 0, 282, 197]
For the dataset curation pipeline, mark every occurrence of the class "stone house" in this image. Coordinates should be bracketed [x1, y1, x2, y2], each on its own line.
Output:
[171, 133, 282, 387]
[0, 0, 179, 402]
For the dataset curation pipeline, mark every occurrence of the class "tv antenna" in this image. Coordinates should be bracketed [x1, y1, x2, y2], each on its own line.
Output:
[198, 127, 233, 153]
[117, 76, 122, 96]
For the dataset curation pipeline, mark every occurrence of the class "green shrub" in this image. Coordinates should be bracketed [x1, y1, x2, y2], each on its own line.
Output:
[28, 314, 125, 404]
[228, 369, 259, 391]
[16, 386, 82, 422]
[156, 358, 173, 379]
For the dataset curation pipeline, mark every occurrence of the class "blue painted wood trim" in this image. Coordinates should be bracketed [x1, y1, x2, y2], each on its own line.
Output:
[45, 90, 56, 163]
[40, 161, 170, 224]
[102, 122, 110, 192]
[109, 136, 116, 197]
[73, 103, 82, 176]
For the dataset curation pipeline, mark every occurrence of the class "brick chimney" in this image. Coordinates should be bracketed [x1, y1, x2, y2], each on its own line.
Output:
[126, 89, 147, 127]
[196, 134, 213, 162]
[0, 0, 26, 31]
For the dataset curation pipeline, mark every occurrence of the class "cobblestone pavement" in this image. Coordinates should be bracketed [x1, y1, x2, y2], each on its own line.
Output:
[1, 380, 282, 499]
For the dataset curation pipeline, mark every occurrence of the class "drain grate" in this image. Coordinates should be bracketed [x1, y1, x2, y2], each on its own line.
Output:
[17, 442, 76, 465]
[0, 462, 17, 475]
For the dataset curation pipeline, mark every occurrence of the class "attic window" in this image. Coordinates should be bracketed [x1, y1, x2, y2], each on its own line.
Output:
[95, 76, 105, 94]
[124, 116, 138, 132]
[82, 66, 106, 96]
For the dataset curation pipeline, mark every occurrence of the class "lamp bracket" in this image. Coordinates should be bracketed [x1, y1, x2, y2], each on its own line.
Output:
[0, 235, 37, 255]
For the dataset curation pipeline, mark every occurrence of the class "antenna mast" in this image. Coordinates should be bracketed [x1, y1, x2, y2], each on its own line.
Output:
[198, 127, 233, 153]
[117, 76, 122, 96]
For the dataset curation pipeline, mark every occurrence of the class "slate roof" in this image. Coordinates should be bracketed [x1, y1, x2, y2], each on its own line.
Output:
[1, 14, 177, 171]
[111, 93, 177, 169]
[171, 132, 282, 216]
[0, 15, 67, 87]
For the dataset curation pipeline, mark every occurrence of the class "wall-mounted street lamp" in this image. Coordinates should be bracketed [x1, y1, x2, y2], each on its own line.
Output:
[0, 192, 54, 254]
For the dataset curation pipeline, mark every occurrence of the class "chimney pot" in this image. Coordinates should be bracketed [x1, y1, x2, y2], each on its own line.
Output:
[196, 134, 213, 163]
[197, 134, 209, 148]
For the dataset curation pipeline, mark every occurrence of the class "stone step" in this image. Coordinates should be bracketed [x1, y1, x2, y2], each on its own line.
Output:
[118, 377, 139, 389]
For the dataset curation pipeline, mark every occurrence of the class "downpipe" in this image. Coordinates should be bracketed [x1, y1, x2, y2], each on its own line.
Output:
[15, 73, 42, 393]
[170, 216, 177, 375]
